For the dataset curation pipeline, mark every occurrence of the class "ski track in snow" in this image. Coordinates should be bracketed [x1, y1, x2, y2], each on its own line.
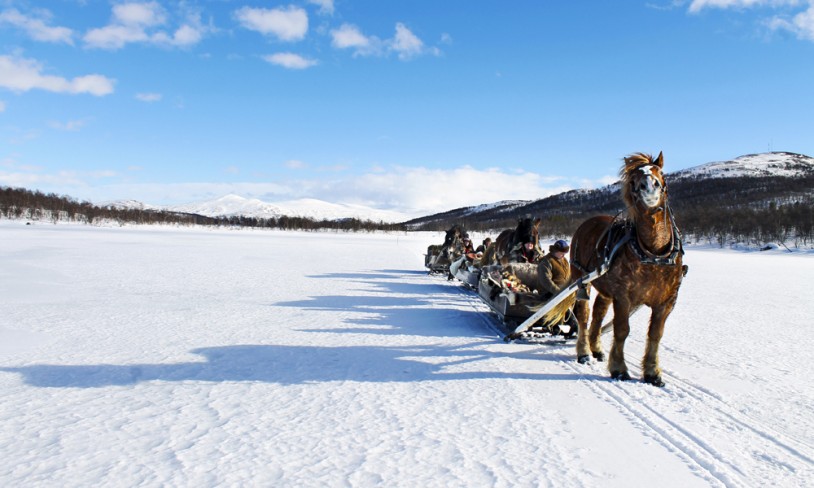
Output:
[1, 222, 813, 487]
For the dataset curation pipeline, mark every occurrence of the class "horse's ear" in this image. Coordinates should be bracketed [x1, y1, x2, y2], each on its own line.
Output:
[655, 151, 664, 168]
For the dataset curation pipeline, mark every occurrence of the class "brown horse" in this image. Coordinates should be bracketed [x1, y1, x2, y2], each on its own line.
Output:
[570, 152, 685, 387]
[491, 217, 542, 265]
[426, 225, 465, 269]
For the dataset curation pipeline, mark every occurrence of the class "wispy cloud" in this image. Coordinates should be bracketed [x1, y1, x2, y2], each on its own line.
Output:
[0, 55, 115, 96]
[0, 8, 74, 44]
[234, 6, 308, 41]
[767, 2, 814, 40]
[331, 22, 437, 60]
[49, 119, 88, 131]
[687, 0, 814, 42]
[285, 160, 308, 169]
[135, 92, 162, 102]
[688, 0, 801, 13]
[84, 2, 208, 49]
[307, 0, 335, 16]
[263, 52, 318, 69]
[391, 23, 424, 60]
[0, 100, 5, 112]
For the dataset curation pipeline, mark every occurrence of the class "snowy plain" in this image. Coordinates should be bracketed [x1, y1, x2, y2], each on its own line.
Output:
[1, 221, 812, 487]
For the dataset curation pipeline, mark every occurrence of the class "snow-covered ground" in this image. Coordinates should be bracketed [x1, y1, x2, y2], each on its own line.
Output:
[1, 221, 812, 487]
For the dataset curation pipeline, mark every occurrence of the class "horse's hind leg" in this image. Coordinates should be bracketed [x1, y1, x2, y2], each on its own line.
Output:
[574, 298, 591, 363]
[589, 295, 611, 361]
[575, 293, 610, 364]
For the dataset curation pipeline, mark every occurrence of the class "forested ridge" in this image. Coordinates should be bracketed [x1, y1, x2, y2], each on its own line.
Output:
[0, 187, 406, 232]
[3, 153, 813, 246]
[405, 171, 814, 247]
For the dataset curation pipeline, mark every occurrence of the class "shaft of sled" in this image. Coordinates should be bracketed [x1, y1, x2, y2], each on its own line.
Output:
[506, 268, 604, 339]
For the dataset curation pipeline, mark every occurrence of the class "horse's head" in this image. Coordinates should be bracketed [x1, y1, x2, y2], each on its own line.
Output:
[621, 152, 667, 211]
[441, 225, 465, 257]
[514, 217, 541, 247]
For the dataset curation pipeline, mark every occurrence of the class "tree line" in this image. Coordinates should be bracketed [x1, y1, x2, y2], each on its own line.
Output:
[0, 186, 406, 232]
[406, 174, 814, 248]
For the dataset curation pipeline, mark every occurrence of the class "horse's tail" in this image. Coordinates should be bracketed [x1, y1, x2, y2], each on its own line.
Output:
[528, 292, 577, 327]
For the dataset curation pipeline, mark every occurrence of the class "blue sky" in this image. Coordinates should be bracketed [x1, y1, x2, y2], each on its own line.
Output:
[1, 0, 813, 217]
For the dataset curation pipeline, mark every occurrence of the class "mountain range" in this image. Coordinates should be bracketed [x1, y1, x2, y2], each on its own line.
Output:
[403, 151, 814, 234]
[104, 152, 813, 228]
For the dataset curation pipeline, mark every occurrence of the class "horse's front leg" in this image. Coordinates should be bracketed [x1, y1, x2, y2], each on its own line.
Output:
[609, 299, 632, 381]
[641, 298, 676, 387]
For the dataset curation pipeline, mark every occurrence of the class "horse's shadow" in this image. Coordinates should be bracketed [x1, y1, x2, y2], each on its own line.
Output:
[1, 343, 595, 388]
[1, 269, 604, 389]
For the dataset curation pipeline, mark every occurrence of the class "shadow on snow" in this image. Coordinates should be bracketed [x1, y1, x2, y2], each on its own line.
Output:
[0, 343, 599, 388]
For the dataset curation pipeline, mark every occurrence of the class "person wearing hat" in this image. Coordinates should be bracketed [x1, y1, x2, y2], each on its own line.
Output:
[537, 239, 579, 337]
[475, 237, 492, 255]
[448, 233, 477, 279]
[537, 239, 572, 301]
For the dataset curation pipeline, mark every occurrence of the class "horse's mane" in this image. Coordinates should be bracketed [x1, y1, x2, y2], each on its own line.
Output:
[619, 152, 662, 209]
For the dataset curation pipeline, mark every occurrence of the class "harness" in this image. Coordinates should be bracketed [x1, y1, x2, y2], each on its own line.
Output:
[572, 205, 684, 276]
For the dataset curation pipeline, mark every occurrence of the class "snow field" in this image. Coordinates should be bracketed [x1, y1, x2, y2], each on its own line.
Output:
[1, 221, 812, 487]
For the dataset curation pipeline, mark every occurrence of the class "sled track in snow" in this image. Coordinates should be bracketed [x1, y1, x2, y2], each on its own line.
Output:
[561, 357, 814, 487]
[562, 360, 747, 487]
[431, 271, 814, 486]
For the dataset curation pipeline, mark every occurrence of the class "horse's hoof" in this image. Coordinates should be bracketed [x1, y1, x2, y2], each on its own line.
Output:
[577, 355, 591, 364]
[643, 375, 665, 387]
[592, 351, 605, 362]
[611, 371, 632, 381]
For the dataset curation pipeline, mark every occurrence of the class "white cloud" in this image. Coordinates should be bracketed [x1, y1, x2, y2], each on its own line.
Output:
[331, 22, 434, 60]
[285, 159, 308, 169]
[234, 6, 308, 41]
[331, 24, 370, 49]
[0, 163, 618, 218]
[768, 3, 814, 40]
[114, 2, 166, 26]
[0, 55, 115, 96]
[84, 2, 207, 49]
[136, 92, 162, 102]
[307, 0, 335, 15]
[689, 0, 801, 12]
[263, 52, 318, 69]
[0, 8, 74, 44]
[391, 23, 424, 60]
[49, 119, 88, 131]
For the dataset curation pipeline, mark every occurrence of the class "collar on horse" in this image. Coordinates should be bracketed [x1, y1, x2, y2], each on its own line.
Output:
[573, 205, 684, 275]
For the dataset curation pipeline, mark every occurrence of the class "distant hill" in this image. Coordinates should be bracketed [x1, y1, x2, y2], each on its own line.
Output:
[165, 194, 409, 223]
[404, 152, 814, 245]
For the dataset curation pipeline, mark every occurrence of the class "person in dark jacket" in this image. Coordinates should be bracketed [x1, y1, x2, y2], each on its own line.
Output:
[537, 239, 579, 337]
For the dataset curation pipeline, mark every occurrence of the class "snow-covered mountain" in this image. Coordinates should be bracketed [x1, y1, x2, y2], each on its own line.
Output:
[670, 151, 814, 180]
[166, 194, 410, 223]
[99, 199, 161, 211]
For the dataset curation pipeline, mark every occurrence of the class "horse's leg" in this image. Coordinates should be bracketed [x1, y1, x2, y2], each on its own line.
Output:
[641, 298, 676, 387]
[574, 298, 591, 363]
[608, 299, 632, 381]
[589, 295, 611, 361]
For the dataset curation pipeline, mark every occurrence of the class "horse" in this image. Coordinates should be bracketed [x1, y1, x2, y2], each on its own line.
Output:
[426, 225, 465, 269]
[491, 217, 542, 265]
[570, 152, 685, 387]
